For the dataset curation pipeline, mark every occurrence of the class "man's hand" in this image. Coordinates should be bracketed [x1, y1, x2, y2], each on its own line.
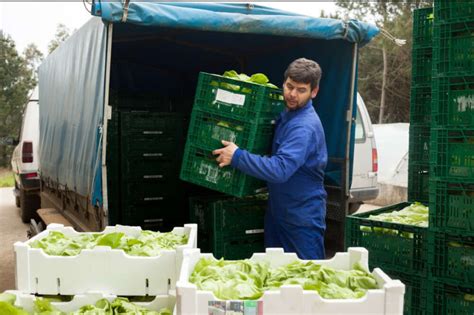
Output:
[212, 140, 238, 168]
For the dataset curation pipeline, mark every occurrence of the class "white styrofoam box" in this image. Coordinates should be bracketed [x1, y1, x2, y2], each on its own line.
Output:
[176, 247, 405, 315]
[15, 223, 197, 295]
[5, 290, 175, 313]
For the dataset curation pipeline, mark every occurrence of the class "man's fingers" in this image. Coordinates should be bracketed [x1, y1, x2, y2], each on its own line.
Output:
[212, 148, 222, 155]
[221, 140, 230, 146]
[219, 162, 226, 168]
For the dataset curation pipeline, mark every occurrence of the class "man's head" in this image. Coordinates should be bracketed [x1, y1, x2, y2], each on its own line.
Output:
[283, 58, 322, 111]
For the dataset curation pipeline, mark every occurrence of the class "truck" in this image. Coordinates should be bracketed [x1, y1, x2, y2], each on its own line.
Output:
[37, 1, 379, 255]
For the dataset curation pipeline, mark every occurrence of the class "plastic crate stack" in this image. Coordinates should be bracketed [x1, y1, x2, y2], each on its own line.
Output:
[180, 72, 284, 198]
[428, 2, 474, 314]
[409, 7, 434, 205]
[8, 223, 197, 313]
[107, 108, 188, 230]
[189, 194, 267, 259]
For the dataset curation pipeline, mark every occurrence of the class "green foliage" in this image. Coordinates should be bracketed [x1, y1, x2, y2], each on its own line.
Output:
[0, 170, 15, 187]
[48, 24, 71, 54]
[335, 0, 433, 123]
[29, 230, 189, 256]
[190, 257, 378, 300]
[0, 34, 36, 167]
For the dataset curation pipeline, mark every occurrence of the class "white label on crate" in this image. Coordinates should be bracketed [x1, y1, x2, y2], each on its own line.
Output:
[143, 131, 163, 135]
[143, 153, 163, 157]
[144, 197, 164, 201]
[143, 175, 163, 179]
[215, 89, 245, 106]
[245, 229, 264, 235]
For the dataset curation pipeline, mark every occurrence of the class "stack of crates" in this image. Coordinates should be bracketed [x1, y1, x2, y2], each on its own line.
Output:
[106, 107, 189, 230]
[408, 8, 434, 205]
[180, 72, 285, 198]
[189, 194, 267, 259]
[428, 1, 474, 314]
[346, 9, 436, 315]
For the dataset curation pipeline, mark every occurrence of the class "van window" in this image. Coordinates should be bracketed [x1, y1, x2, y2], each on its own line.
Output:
[355, 108, 365, 142]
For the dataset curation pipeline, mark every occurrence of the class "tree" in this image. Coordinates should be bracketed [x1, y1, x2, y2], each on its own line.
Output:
[335, 0, 433, 123]
[48, 23, 71, 54]
[0, 34, 36, 166]
[23, 43, 44, 83]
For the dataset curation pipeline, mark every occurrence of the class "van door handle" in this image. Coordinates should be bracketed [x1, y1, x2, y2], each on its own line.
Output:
[368, 172, 377, 178]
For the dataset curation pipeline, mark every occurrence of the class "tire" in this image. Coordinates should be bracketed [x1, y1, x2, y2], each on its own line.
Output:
[348, 202, 362, 215]
[15, 183, 20, 208]
[20, 189, 40, 224]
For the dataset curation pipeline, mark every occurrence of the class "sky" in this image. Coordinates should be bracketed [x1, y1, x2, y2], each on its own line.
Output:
[0, 1, 338, 56]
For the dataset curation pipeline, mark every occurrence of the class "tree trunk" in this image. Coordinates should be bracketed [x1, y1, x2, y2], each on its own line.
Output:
[379, 46, 388, 124]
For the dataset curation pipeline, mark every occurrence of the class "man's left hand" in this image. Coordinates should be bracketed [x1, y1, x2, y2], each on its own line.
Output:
[212, 140, 238, 168]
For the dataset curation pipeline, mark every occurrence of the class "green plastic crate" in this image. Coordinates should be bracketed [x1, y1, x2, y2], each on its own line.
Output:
[429, 280, 474, 315]
[433, 22, 474, 77]
[121, 111, 186, 135]
[193, 72, 285, 120]
[434, 1, 474, 23]
[123, 181, 183, 205]
[412, 47, 433, 87]
[121, 202, 185, 231]
[432, 76, 474, 127]
[212, 234, 265, 260]
[430, 128, 474, 180]
[429, 231, 474, 286]
[186, 109, 274, 153]
[189, 194, 267, 238]
[409, 125, 431, 164]
[189, 194, 267, 259]
[180, 143, 266, 198]
[412, 8, 433, 48]
[410, 86, 432, 125]
[382, 268, 428, 315]
[408, 163, 430, 204]
[345, 202, 429, 275]
[121, 135, 183, 158]
[121, 157, 179, 181]
[429, 179, 474, 234]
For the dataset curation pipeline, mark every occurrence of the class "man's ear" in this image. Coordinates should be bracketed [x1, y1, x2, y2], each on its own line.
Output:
[311, 86, 319, 99]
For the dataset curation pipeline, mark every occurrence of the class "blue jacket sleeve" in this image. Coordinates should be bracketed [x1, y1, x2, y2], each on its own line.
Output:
[231, 124, 312, 184]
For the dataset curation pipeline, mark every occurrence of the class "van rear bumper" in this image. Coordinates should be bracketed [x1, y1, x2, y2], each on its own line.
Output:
[349, 187, 379, 203]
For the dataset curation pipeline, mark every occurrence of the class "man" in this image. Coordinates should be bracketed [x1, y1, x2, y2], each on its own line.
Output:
[212, 58, 328, 259]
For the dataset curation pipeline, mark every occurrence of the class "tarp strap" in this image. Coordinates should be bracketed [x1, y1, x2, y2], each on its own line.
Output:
[121, 0, 130, 23]
[342, 21, 349, 40]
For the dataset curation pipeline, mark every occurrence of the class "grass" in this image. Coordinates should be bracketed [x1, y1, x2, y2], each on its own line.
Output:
[0, 169, 15, 187]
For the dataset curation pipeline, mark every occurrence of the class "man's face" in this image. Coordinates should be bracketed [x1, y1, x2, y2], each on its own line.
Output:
[283, 77, 319, 111]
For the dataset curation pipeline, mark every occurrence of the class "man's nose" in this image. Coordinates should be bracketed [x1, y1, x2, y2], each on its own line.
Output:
[290, 89, 297, 97]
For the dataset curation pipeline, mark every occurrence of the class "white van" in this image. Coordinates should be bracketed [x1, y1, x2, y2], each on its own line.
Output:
[10, 87, 41, 223]
[349, 93, 379, 213]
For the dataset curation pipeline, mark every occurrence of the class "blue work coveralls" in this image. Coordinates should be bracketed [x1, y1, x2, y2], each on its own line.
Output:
[231, 99, 328, 259]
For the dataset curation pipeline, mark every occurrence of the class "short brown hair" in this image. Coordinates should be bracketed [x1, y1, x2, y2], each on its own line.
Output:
[284, 58, 322, 90]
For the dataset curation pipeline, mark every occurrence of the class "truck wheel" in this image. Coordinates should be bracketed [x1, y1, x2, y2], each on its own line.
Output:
[348, 202, 362, 215]
[19, 190, 40, 223]
[15, 183, 20, 207]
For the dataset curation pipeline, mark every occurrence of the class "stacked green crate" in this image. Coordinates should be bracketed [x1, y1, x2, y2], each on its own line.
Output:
[409, 8, 434, 205]
[119, 111, 187, 230]
[428, 1, 474, 314]
[180, 72, 284, 197]
[189, 194, 267, 259]
[344, 202, 430, 315]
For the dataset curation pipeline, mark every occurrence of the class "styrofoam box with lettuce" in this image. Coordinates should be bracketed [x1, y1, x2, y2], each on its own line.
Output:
[4, 290, 175, 314]
[176, 248, 405, 315]
[15, 223, 197, 296]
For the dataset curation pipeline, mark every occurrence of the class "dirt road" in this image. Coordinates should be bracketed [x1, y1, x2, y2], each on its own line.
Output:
[0, 187, 29, 292]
